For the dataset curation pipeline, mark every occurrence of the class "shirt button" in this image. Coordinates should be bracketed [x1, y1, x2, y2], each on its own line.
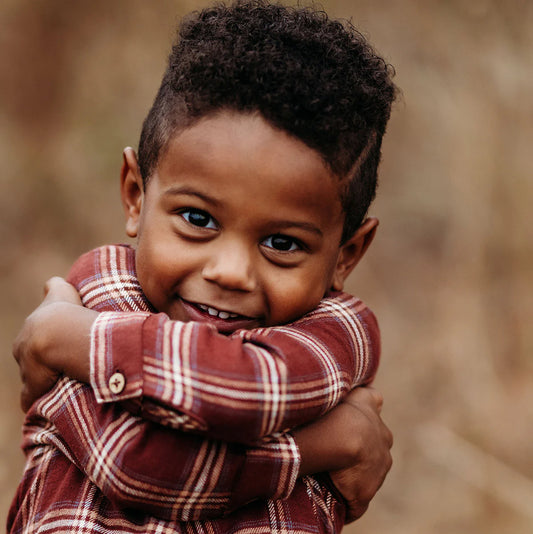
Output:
[109, 372, 126, 394]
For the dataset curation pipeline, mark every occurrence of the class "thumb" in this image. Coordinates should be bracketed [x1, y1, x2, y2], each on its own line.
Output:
[43, 277, 81, 305]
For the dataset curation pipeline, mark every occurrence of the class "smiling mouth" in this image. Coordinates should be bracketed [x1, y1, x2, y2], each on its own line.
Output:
[180, 299, 261, 332]
[195, 303, 241, 320]
[182, 299, 257, 321]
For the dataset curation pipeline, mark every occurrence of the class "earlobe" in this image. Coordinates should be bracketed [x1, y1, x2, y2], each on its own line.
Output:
[120, 147, 144, 238]
[331, 217, 379, 291]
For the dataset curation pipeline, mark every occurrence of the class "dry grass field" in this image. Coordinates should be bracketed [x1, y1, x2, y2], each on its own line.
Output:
[1, 1, 532, 532]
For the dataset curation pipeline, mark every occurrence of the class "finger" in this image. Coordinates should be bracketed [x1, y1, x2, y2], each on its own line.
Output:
[20, 387, 32, 413]
[363, 385, 384, 411]
[12, 336, 22, 364]
[345, 501, 369, 524]
[343, 386, 383, 413]
[43, 277, 68, 297]
[384, 424, 394, 449]
[43, 277, 81, 305]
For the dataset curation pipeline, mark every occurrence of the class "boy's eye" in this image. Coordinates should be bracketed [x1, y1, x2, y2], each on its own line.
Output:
[262, 234, 301, 252]
[180, 209, 217, 229]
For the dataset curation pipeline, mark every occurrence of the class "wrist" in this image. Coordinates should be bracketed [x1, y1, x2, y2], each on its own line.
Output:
[41, 302, 97, 383]
[293, 402, 364, 476]
[293, 422, 337, 476]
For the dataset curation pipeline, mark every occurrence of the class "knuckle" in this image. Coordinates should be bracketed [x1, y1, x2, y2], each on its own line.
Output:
[43, 278, 54, 295]
[12, 341, 21, 362]
[347, 435, 363, 463]
[385, 451, 393, 472]
[354, 484, 376, 508]
[385, 427, 394, 448]
[44, 276, 64, 296]
[370, 388, 384, 408]
[346, 502, 368, 523]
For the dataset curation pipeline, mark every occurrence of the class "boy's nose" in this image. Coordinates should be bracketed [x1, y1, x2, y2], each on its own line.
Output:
[201, 241, 257, 292]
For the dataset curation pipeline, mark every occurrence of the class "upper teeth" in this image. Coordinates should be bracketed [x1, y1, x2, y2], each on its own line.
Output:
[198, 304, 239, 319]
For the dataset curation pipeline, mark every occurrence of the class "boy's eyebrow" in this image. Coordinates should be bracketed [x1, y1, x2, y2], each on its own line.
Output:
[163, 186, 221, 206]
[273, 220, 323, 237]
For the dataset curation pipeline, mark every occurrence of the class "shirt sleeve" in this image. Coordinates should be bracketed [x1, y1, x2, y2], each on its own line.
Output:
[89, 294, 379, 444]
[63, 245, 300, 517]
[37, 377, 300, 522]
[70, 244, 380, 444]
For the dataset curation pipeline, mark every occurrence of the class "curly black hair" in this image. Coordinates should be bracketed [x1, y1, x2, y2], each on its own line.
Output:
[138, 0, 397, 242]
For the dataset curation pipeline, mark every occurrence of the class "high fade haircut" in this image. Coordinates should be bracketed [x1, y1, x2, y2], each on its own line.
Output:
[138, 0, 397, 242]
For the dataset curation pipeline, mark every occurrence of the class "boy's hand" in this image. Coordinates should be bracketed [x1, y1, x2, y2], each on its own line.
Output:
[13, 277, 95, 412]
[293, 386, 392, 523]
[328, 387, 392, 522]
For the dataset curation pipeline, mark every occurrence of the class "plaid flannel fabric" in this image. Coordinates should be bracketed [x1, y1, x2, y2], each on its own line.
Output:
[8, 244, 379, 533]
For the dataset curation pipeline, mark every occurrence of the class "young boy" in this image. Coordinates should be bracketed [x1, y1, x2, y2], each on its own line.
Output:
[10, 1, 396, 532]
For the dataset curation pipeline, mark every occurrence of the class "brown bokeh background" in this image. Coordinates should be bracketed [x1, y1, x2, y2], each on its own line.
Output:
[1, 1, 532, 532]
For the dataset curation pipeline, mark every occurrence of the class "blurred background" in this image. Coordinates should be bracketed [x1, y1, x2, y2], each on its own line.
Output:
[1, 0, 532, 532]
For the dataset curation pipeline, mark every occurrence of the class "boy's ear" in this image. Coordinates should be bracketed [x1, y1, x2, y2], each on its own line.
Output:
[120, 147, 144, 238]
[331, 217, 379, 291]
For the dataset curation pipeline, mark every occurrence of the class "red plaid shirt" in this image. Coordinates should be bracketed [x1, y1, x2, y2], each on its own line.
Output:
[8, 245, 380, 533]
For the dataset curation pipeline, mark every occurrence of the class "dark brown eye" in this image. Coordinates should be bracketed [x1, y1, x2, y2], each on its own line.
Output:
[181, 209, 217, 229]
[263, 235, 299, 252]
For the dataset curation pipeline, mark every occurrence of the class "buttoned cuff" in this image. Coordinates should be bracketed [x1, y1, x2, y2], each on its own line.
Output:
[90, 311, 151, 403]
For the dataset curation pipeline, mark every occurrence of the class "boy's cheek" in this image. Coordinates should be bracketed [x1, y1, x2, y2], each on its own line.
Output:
[266, 279, 327, 326]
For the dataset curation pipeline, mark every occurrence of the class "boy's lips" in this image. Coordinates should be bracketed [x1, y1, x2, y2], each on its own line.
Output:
[180, 299, 261, 333]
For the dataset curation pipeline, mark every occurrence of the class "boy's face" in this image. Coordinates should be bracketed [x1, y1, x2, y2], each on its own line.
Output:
[121, 111, 377, 332]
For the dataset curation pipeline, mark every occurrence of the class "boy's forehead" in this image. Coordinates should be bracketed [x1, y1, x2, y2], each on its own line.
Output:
[150, 111, 345, 227]
[159, 112, 331, 182]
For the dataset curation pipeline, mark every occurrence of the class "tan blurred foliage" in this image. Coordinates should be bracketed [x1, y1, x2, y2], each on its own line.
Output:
[1, 0, 532, 532]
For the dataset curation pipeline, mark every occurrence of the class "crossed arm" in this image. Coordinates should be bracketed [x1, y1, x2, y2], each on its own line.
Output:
[28, 373, 389, 522]
[14, 246, 392, 522]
